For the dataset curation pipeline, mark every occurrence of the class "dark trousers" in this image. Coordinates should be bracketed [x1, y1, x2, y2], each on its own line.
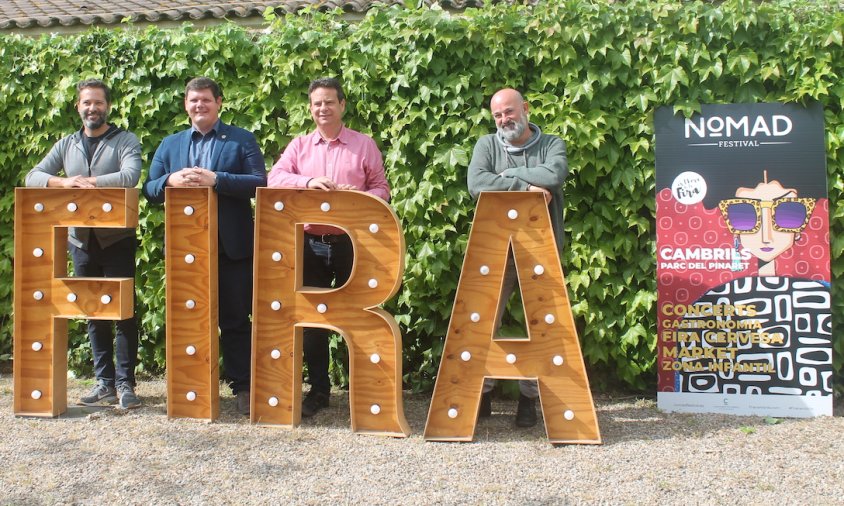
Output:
[302, 234, 354, 395]
[219, 250, 253, 394]
[69, 236, 139, 387]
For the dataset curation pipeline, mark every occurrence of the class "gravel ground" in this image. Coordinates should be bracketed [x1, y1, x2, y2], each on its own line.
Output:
[0, 374, 841, 505]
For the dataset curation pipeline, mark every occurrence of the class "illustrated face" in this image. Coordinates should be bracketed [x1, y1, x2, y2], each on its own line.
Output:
[309, 86, 346, 134]
[77, 87, 110, 131]
[729, 181, 809, 263]
[491, 93, 528, 143]
[185, 88, 222, 132]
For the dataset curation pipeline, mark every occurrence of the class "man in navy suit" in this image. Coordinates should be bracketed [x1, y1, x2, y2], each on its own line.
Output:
[143, 77, 267, 415]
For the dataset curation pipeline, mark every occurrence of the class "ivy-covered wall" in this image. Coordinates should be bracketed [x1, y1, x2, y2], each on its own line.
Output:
[0, 0, 841, 391]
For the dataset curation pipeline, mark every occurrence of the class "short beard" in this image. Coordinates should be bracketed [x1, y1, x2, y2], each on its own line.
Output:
[497, 119, 526, 143]
[80, 111, 107, 131]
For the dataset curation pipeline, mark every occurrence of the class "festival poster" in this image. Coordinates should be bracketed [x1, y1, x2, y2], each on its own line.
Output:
[654, 102, 833, 417]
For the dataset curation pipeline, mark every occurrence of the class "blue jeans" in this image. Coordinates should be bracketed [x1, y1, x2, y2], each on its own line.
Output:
[302, 233, 354, 394]
[70, 235, 139, 387]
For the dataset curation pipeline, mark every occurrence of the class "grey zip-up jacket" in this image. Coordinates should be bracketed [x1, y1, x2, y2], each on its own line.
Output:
[467, 128, 569, 252]
[25, 126, 142, 249]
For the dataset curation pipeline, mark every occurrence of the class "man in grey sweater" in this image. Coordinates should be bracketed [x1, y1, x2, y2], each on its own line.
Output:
[467, 88, 569, 427]
[25, 79, 143, 410]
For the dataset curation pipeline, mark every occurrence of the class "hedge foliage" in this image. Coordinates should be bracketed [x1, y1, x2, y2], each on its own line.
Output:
[0, 0, 842, 392]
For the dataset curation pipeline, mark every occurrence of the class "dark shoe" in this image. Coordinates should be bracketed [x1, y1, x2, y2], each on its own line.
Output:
[515, 394, 538, 428]
[236, 391, 250, 416]
[116, 383, 142, 410]
[78, 381, 117, 406]
[479, 391, 492, 418]
[301, 391, 329, 418]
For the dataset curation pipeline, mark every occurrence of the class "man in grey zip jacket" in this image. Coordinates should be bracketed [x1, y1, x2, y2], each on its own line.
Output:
[467, 88, 569, 428]
[25, 78, 143, 410]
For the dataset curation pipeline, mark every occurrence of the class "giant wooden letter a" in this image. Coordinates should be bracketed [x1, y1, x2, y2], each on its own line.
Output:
[424, 192, 601, 444]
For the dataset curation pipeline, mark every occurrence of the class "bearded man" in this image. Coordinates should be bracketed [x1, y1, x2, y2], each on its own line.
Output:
[466, 87, 569, 427]
[26, 78, 143, 409]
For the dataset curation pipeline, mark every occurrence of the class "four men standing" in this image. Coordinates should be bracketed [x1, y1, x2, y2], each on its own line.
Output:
[27, 78, 567, 429]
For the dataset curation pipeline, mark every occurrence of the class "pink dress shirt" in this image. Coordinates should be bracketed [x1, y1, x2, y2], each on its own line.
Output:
[268, 126, 390, 235]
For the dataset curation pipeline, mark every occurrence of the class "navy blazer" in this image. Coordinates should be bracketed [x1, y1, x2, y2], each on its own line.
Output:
[143, 121, 267, 260]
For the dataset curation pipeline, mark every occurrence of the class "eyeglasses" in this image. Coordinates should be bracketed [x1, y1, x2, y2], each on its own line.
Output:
[718, 197, 816, 234]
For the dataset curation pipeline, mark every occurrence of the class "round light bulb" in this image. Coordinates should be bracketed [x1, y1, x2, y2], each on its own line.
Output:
[67, 202, 78, 212]
[545, 314, 556, 324]
[186, 391, 197, 401]
[33, 291, 44, 301]
[368, 278, 378, 289]
[185, 299, 196, 309]
[270, 349, 281, 360]
[184, 254, 195, 264]
[185, 345, 196, 356]
[102, 203, 113, 212]
[479, 265, 490, 276]
[369, 223, 379, 233]
[66, 293, 77, 302]
[100, 295, 111, 304]
[534, 264, 545, 276]
[271, 251, 282, 262]
[370, 353, 381, 364]
[31, 390, 42, 400]
[564, 410, 575, 421]
[274, 201, 284, 211]
[320, 202, 331, 212]
[507, 209, 518, 220]
[183, 205, 194, 216]
[553, 355, 564, 366]
[368, 404, 381, 415]
[271, 300, 281, 311]
[317, 303, 327, 314]
[34, 202, 44, 212]
[470, 312, 480, 323]
[268, 396, 279, 407]
[32, 342, 43, 352]
[460, 351, 471, 362]
[33, 248, 44, 258]
[447, 408, 459, 419]
[506, 353, 517, 364]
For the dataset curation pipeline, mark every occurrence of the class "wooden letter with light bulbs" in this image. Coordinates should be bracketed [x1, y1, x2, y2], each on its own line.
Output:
[251, 188, 410, 436]
[13, 188, 137, 417]
[164, 187, 219, 420]
[424, 192, 601, 444]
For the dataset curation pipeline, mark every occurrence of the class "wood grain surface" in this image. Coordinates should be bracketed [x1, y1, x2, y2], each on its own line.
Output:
[13, 188, 138, 417]
[252, 189, 409, 436]
[424, 192, 601, 444]
[164, 188, 219, 420]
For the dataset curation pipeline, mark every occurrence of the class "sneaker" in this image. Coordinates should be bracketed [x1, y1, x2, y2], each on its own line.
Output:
[479, 391, 492, 418]
[301, 390, 330, 418]
[117, 383, 142, 409]
[79, 381, 117, 406]
[236, 391, 250, 416]
[515, 394, 538, 428]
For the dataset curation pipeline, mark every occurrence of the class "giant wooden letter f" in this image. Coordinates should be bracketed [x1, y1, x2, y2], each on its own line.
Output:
[13, 188, 137, 417]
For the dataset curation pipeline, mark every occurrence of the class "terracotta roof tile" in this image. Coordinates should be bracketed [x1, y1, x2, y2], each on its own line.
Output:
[0, 0, 490, 31]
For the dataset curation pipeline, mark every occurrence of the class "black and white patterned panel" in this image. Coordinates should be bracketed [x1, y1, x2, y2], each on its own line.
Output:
[677, 276, 832, 396]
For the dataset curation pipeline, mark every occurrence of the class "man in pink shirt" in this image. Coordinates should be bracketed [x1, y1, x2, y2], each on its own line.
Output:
[268, 77, 390, 417]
